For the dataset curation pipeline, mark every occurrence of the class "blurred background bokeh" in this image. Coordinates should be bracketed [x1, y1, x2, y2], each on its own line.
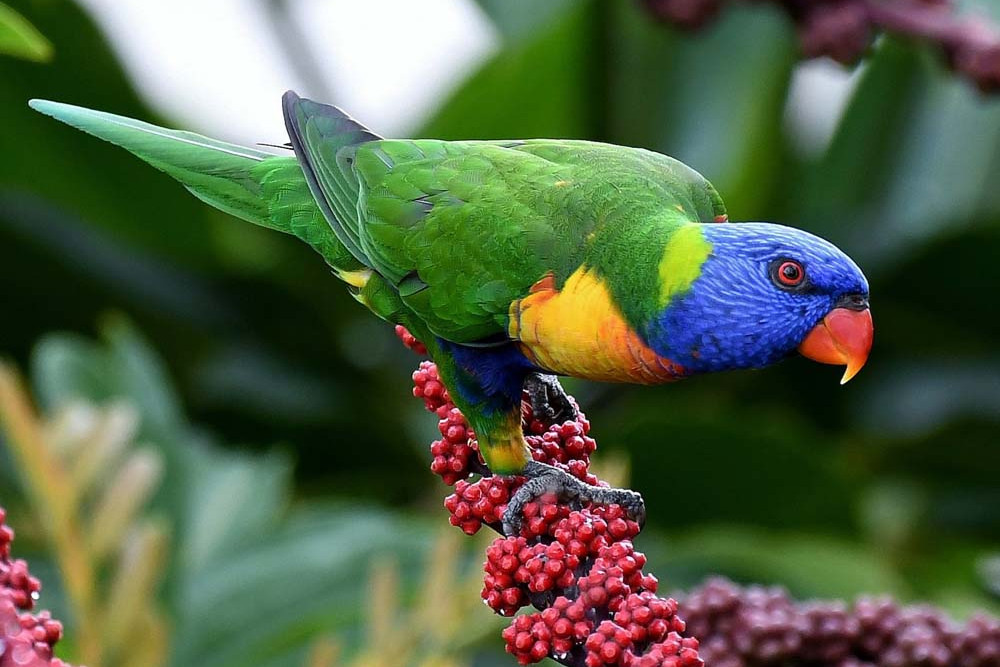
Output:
[1, 1, 998, 665]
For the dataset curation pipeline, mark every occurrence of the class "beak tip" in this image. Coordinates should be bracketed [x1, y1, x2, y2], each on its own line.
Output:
[798, 307, 873, 385]
[840, 364, 861, 385]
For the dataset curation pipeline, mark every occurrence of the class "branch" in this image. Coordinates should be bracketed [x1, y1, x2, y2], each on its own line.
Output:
[641, 0, 1000, 92]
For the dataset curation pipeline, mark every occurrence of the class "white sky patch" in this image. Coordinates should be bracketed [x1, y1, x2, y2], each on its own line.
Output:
[784, 58, 864, 158]
[292, 0, 499, 136]
[74, 0, 498, 144]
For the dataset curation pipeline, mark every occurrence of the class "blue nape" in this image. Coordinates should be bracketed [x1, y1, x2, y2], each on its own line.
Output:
[646, 222, 869, 374]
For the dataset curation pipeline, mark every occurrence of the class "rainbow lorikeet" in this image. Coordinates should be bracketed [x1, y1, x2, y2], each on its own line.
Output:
[30, 94, 873, 534]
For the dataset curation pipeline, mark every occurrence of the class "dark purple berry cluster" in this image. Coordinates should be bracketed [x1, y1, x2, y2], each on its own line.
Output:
[678, 576, 1000, 667]
[400, 326, 701, 667]
[0, 507, 73, 667]
[641, 0, 1000, 92]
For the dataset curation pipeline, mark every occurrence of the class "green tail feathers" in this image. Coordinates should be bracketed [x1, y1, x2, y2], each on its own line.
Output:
[27, 99, 362, 272]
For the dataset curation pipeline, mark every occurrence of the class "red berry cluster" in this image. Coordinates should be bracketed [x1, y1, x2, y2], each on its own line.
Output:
[641, 0, 1000, 91]
[412, 360, 451, 416]
[432, 406, 488, 486]
[678, 576, 1000, 667]
[526, 417, 600, 486]
[0, 507, 73, 667]
[399, 327, 1000, 666]
[398, 327, 703, 667]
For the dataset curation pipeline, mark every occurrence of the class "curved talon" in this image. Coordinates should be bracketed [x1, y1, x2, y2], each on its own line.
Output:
[524, 373, 578, 425]
[619, 491, 646, 530]
[501, 461, 645, 536]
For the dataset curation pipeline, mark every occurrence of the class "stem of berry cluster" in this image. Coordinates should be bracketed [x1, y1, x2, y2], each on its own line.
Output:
[641, 0, 1000, 92]
[397, 326, 1000, 667]
[1, 507, 73, 667]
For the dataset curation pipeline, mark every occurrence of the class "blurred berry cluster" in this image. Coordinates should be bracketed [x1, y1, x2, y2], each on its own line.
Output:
[678, 577, 1000, 667]
[400, 326, 1000, 667]
[0, 507, 72, 667]
[404, 328, 702, 666]
[641, 0, 1000, 92]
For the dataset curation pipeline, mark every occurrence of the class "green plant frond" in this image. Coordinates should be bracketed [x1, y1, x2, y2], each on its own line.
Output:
[0, 2, 52, 62]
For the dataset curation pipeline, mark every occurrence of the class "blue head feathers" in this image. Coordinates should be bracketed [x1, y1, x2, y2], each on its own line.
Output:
[648, 223, 870, 374]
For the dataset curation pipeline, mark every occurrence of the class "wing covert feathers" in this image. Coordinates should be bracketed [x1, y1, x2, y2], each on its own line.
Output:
[281, 91, 380, 268]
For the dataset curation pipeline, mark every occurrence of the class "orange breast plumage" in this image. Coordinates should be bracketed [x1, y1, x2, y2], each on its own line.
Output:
[508, 269, 685, 384]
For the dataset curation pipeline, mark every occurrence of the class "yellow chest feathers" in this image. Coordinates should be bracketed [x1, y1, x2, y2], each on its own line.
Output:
[508, 269, 684, 384]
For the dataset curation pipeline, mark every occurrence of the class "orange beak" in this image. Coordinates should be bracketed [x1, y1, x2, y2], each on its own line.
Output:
[797, 304, 873, 384]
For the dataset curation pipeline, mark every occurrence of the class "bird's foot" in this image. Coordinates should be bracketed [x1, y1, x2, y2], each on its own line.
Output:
[524, 373, 578, 425]
[502, 461, 645, 536]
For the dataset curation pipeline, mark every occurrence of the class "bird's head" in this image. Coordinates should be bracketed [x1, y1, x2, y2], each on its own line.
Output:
[648, 222, 873, 383]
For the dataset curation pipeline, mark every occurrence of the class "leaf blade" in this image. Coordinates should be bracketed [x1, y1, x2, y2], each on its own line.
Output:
[0, 2, 52, 62]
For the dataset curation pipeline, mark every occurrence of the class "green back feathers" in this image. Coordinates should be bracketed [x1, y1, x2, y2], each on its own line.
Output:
[28, 99, 361, 272]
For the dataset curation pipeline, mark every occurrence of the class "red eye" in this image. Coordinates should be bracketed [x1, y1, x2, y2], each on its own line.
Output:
[776, 260, 805, 287]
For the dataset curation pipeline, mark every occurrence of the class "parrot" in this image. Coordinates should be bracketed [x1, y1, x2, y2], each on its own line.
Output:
[29, 93, 873, 534]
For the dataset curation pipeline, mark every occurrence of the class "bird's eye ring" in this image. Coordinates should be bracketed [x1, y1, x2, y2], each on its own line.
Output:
[771, 259, 806, 289]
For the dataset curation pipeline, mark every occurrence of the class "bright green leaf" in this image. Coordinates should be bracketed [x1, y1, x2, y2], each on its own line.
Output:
[0, 2, 52, 61]
[420, 0, 597, 140]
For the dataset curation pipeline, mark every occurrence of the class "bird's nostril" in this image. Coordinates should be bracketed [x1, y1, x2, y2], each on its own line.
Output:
[836, 293, 869, 311]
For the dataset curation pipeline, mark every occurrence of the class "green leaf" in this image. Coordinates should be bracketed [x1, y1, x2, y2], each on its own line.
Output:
[26, 318, 486, 666]
[179, 447, 293, 571]
[0, 2, 51, 61]
[420, 0, 598, 139]
[790, 39, 926, 242]
[170, 506, 441, 667]
[473, 0, 578, 44]
[618, 390, 858, 532]
[795, 38, 1000, 266]
[0, 0, 221, 268]
[608, 3, 797, 215]
[31, 316, 184, 432]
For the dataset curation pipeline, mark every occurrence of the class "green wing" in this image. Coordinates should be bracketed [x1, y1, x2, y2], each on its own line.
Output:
[282, 94, 726, 342]
[355, 140, 575, 340]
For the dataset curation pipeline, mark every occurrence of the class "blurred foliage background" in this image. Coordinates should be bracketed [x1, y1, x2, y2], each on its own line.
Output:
[1, 0, 998, 665]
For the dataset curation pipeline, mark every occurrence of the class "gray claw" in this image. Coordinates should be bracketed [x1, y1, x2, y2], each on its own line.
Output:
[501, 461, 645, 536]
[525, 373, 577, 425]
